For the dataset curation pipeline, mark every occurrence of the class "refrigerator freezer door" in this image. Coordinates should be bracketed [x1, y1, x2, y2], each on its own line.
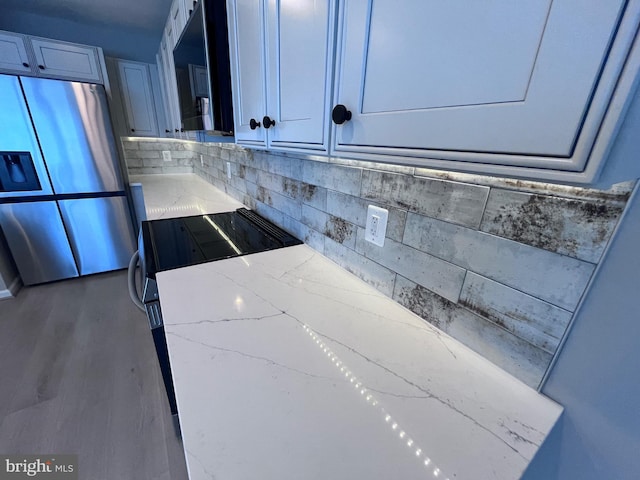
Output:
[0, 202, 79, 285]
[19, 77, 125, 194]
[58, 196, 136, 275]
[0, 75, 53, 198]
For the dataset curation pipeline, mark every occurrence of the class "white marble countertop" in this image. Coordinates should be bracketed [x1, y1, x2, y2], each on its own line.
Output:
[157, 244, 562, 480]
[128, 173, 244, 220]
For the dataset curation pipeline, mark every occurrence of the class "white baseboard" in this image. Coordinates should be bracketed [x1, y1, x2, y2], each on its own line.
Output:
[0, 275, 22, 300]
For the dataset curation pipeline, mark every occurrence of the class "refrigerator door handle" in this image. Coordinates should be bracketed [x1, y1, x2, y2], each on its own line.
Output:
[128, 250, 145, 312]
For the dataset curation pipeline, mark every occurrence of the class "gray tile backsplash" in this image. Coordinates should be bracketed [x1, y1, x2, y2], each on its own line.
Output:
[361, 170, 490, 228]
[122, 138, 195, 175]
[302, 161, 363, 196]
[458, 272, 572, 354]
[122, 138, 634, 388]
[326, 191, 407, 242]
[324, 237, 397, 297]
[355, 232, 467, 304]
[393, 275, 554, 389]
[480, 188, 625, 263]
[402, 213, 595, 311]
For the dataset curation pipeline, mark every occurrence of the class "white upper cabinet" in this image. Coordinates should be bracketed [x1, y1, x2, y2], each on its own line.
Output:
[265, 0, 335, 150]
[0, 31, 32, 74]
[184, 0, 198, 20]
[227, 0, 268, 146]
[156, 50, 173, 136]
[117, 60, 159, 137]
[162, 22, 185, 137]
[227, 0, 336, 151]
[30, 38, 101, 82]
[331, 0, 640, 182]
[170, 0, 187, 49]
[0, 30, 105, 84]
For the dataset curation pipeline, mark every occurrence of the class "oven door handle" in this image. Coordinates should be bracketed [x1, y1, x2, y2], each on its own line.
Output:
[128, 250, 146, 312]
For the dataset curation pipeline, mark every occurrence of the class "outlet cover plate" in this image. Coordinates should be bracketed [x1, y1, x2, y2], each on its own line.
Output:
[162, 151, 171, 162]
[365, 205, 388, 247]
[226, 162, 232, 179]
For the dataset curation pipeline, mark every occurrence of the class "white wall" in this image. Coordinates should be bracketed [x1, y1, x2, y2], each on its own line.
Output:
[597, 79, 640, 188]
[0, 10, 161, 62]
[522, 183, 640, 479]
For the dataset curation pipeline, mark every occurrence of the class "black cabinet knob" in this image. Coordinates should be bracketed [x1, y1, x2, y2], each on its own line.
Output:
[189, 9, 193, 15]
[165, 129, 170, 133]
[193, 0, 197, 6]
[131, 128, 135, 132]
[263, 116, 276, 129]
[175, 128, 179, 132]
[249, 118, 261, 130]
[22, 62, 29, 68]
[332, 104, 352, 125]
[38, 65, 45, 70]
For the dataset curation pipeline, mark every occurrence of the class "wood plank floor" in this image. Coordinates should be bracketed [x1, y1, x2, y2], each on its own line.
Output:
[0, 270, 189, 480]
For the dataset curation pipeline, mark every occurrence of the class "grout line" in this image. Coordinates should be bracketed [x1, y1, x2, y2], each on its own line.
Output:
[458, 269, 470, 303]
[477, 187, 492, 230]
[390, 273, 398, 300]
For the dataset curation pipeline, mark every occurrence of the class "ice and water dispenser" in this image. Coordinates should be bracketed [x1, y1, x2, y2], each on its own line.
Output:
[0, 152, 42, 193]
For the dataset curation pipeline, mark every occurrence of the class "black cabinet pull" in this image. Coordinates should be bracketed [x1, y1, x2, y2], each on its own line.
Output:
[22, 62, 29, 68]
[181, 128, 185, 132]
[249, 118, 261, 130]
[189, 9, 193, 15]
[38, 65, 45, 70]
[175, 128, 179, 132]
[263, 116, 276, 129]
[193, 0, 197, 6]
[332, 104, 352, 125]
[165, 129, 171, 133]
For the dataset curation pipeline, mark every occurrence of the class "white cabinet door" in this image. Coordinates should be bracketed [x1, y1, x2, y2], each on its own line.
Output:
[183, 0, 198, 20]
[227, 0, 268, 146]
[117, 60, 159, 137]
[0, 31, 33, 74]
[156, 51, 173, 137]
[333, 0, 636, 173]
[166, 7, 178, 50]
[30, 38, 101, 82]
[265, 0, 335, 150]
[171, 0, 187, 47]
[162, 27, 184, 137]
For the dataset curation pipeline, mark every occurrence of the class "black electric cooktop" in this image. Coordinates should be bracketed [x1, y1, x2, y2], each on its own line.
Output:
[140, 208, 302, 277]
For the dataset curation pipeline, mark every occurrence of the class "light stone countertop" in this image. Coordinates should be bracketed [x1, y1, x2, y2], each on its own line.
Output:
[157, 244, 563, 480]
[129, 173, 244, 220]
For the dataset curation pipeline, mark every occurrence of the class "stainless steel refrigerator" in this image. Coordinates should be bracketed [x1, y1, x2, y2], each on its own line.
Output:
[0, 74, 135, 285]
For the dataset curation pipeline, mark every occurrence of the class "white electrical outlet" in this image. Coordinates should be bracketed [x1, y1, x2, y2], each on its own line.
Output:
[226, 161, 232, 179]
[365, 205, 388, 247]
[200, 154, 204, 167]
[162, 151, 171, 162]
